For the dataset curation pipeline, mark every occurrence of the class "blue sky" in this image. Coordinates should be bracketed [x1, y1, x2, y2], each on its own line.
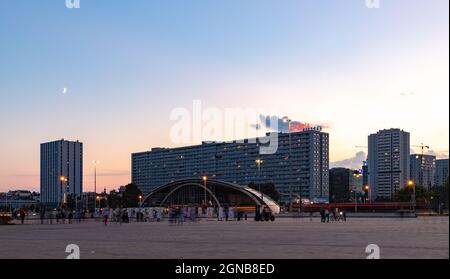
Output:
[0, 0, 448, 191]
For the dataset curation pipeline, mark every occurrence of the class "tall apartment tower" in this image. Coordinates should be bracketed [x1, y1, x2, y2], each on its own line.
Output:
[368, 129, 410, 200]
[410, 154, 436, 188]
[40, 139, 83, 205]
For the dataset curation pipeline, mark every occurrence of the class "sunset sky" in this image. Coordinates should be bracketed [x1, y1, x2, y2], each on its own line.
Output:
[0, 0, 448, 192]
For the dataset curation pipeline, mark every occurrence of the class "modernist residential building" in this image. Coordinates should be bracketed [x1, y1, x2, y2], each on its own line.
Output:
[132, 129, 329, 203]
[40, 139, 83, 205]
[410, 154, 436, 188]
[368, 129, 410, 200]
[435, 159, 449, 187]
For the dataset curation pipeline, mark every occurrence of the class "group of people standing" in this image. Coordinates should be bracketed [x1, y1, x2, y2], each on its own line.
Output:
[319, 207, 347, 222]
[106, 208, 132, 225]
[39, 208, 90, 224]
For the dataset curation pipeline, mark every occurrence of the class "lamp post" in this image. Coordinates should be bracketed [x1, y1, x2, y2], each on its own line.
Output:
[138, 195, 143, 208]
[255, 159, 264, 200]
[364, 185, 370, 203]
[407, 179, 416, 212]
[234, 161, 240, 184]
[96, 195, 101, 212]
[59, 176, 68, 208]
[352, 172, 362, 212]
[92, 161, 100, 210]
[282, 117, 293, 211]
[202, 176, 207, 205]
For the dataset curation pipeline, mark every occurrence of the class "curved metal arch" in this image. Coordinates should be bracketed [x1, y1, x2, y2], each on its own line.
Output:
[143, 179, 262, 207]
[211, 182, 263, 207]
[159, 183, 221, 208]
[141, 178, 280, 214]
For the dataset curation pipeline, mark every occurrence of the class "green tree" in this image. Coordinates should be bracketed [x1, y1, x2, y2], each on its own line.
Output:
[431, 179, 449, 211]
[107, 190, 123, 208]
[443, 179, 449, 208]
[122, 183, 143, 208]
[397, 184, 430, 204]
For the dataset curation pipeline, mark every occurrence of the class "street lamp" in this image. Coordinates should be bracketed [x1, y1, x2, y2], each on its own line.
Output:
[96, 195, 101, 211]
[60, 176, 68, 207]
[364, 185, 370, 202]
[138, 195, 143, 208]
[255, 159, 264, 200]
[202, 176, 207, 205]
[407, 179, 416, 212]
[352, 172, 362, 212]
[282, 116, 293, 207]
[92, 161, 100, 209]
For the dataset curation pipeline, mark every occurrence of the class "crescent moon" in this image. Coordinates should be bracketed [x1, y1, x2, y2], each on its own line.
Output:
[62, 87, 67, 94]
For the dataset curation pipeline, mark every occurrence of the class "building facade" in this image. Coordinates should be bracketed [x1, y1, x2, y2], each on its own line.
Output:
[368, 129, 410, 201]
[329, 168, 351, 203]
[40, 139, 83, 206]
[410, 154, 436, 188]
[329, 168, 363, 203]
[132, 129, 329, 203]
[435, 159, 449, 187]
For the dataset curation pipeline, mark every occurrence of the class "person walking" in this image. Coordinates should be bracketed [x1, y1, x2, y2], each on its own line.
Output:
[48, 209, 54, 225]
[320, 208, 325, 223]
[18, 208, 26, 224]
[123, 209, 129, 223]
[118, 208, 123, 225]
[325, 208, 330, 223]
[76, 210, 82, 223]
[103, 207, 110, 226]
[40, 208, 46, 225]
[68, 211, 73, 224]
[61, 210, 66, 224]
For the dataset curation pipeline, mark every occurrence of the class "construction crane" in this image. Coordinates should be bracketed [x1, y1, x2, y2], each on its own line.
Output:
[412, 143, 430, 156]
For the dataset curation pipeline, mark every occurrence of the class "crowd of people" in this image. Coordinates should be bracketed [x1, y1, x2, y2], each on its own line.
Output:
[9, 205, 348, 225]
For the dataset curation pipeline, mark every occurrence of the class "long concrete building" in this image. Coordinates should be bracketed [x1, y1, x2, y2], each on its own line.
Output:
[132, 129, 329, 203]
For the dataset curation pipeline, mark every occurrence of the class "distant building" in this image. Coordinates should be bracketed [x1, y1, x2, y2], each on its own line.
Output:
[40, 139, 83, 206]
[81, 192, 97, 210]
[329, 168, 351, 203]
[362, 160, 369, 188]
[0, 199, 37, 209]
[0, 190, 39, 209]
[329, 168, 363, 203]
[132, 130, 329, 203]
[368, 129, 410, 201]
[410, 154, 436, 188]
[8, 190, 33, 200]
[435, 159, 449, 187]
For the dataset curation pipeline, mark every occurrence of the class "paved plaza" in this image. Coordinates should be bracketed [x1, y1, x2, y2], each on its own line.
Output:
[0, 217, 448, 259]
